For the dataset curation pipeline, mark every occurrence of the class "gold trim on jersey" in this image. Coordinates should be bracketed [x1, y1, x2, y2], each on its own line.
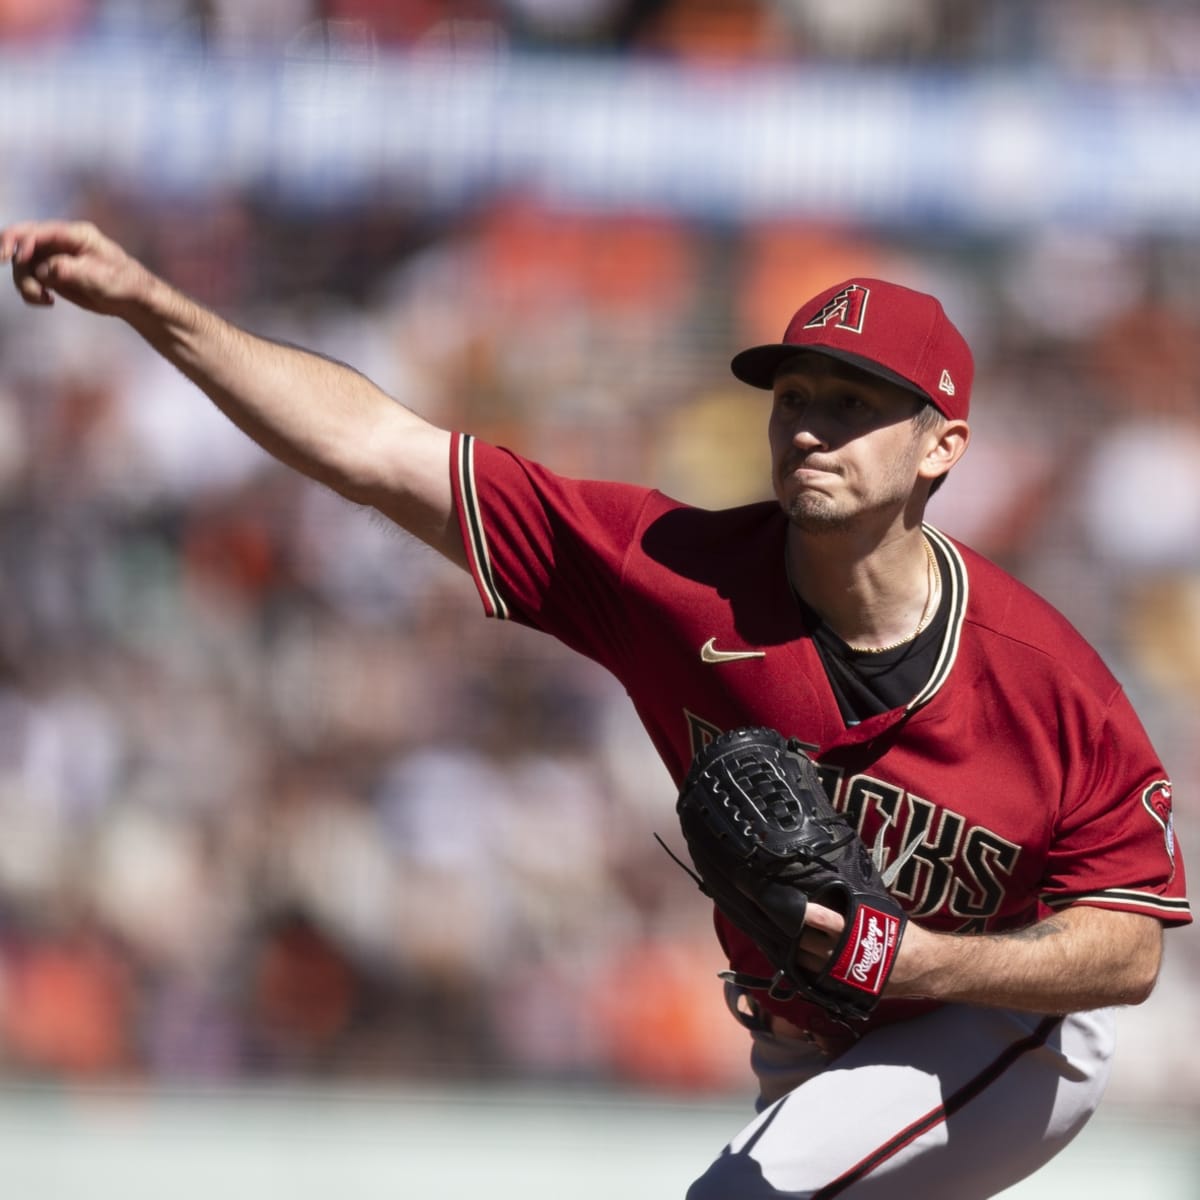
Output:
[1041, 890, 1190, 919]
[907, 524, 968, 712]
[458, 434, 509, 620]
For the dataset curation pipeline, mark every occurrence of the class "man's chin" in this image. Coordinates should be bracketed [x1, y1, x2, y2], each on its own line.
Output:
[781, 498, 852, 534]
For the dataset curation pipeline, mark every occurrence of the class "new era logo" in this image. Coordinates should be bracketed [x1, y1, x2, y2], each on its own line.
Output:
[938, 369, 956, 396]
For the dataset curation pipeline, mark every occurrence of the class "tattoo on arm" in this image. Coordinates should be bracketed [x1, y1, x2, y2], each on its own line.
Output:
[1009, 917, 1067, 942]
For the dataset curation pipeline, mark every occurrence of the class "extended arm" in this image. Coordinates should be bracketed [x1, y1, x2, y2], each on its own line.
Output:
[2, 220, 463, 564]
[802, 902, 1163, 1014]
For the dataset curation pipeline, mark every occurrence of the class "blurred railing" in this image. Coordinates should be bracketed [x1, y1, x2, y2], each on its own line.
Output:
[1, 47, 1199, 229]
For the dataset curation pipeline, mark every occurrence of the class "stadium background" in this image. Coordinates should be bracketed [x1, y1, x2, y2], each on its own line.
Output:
[0, 2, 1198, 1195]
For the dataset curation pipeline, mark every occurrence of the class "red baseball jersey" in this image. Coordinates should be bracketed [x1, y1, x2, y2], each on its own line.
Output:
[451, 434, 1191, 1037]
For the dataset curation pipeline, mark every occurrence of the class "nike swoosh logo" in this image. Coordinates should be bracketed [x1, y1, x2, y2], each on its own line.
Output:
[877, 826, 926, 890]
[700, 637, 766, 664]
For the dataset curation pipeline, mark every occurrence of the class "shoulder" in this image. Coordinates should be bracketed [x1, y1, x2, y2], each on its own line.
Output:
[951, 537, 1082, 640]
[638, 499, 787, 584]
[943, 532, 1120, 692]
[642, 496, 785, 544]
[463, 433, 782, 543]
[459, 433, 661, 530]
[936, 535, 1104, 667]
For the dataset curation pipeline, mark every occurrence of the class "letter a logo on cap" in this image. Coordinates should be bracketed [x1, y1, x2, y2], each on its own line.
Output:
[804, 283, 869, 335]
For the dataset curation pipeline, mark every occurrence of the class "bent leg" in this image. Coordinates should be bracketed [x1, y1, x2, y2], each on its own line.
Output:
[688, 1005, 1114, 1200]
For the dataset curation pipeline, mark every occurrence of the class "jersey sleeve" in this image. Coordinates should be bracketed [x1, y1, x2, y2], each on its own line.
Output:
[1040, 683, 1190, 926]
[449, 431, 660, 675]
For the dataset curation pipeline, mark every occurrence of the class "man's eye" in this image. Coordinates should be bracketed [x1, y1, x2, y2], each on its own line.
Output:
[835, 393, 873, 417]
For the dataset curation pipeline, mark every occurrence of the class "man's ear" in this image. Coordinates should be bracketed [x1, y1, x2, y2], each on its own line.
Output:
[919, 420, 969, 486]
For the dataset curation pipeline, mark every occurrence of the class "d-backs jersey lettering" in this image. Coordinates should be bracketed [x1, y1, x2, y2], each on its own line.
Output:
[451, 434, 1191, 1033]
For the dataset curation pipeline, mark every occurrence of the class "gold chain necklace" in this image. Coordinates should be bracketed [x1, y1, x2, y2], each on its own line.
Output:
[845, 536, 940, 655]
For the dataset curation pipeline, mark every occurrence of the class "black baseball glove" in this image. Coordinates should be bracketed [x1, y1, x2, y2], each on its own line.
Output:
[668, 726, 907, 1023]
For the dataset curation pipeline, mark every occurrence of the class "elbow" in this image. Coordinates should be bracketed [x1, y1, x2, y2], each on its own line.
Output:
[316, 453, 399, 510]
[1070, 908, 1165, 1009]
[1123, 964, 1160, 1007]
[1117, 945, 1163, 1007]
[1118, 980, 1155, 1008]
[329, 470, 378, 508]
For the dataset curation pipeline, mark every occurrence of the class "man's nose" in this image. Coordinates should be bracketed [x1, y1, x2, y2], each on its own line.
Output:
[788, 413, 829, 449]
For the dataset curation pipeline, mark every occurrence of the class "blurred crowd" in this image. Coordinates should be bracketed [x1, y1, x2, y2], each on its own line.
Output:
[1, 183, 1199, 1104]
[0, 5, 1199, 1113]
[1, 0, 1199, 76]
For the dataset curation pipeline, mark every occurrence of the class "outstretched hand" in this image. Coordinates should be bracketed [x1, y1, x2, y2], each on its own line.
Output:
[2, 220, 153, 317]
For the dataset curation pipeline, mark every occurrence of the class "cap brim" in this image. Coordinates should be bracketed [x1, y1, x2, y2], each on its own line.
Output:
[730, 344, 932, 405]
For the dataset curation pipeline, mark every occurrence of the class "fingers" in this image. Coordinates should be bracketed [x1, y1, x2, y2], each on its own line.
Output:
[14, 253, 78, 307]
[2, 220, 122, 312]
[1, 219, 96, 265]
[802, 901, 845, 939]
[794, 901, 846, 973]
[4, 222, 70, 307]
[7, 239, 60, 308]
[0, 222, 33, 264]
[14, 275, 54, 307]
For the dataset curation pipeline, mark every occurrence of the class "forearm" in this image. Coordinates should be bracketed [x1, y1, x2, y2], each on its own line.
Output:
[3, 220, 459, 557]
[129, 275, 409, 503]
[889, 906, 1163, 1013]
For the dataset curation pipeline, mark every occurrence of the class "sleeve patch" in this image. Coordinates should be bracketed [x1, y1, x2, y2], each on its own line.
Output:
[1142, 780, 1176, 879]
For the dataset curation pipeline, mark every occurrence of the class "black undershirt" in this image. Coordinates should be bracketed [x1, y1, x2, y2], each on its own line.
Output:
[794, 541, 950, 725]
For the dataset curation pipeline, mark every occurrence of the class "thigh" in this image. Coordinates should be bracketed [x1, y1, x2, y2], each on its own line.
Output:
[688, 1005, 1115, 1200]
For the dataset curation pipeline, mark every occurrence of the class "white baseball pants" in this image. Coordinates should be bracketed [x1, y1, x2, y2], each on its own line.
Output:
[687, 995, 1115, 1199]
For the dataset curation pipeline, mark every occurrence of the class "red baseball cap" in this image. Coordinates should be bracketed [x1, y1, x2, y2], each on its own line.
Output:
[730, 278, 973, 421]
